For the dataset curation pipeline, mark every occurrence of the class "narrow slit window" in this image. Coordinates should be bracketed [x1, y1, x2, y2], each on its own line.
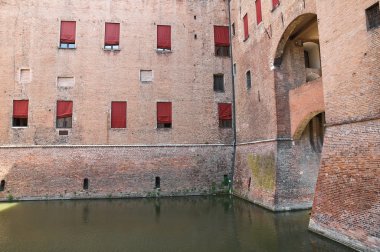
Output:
[13, 100, 29, 127]
[83, 178, 89, 190]
[157, 102, 172, 128]
[56, 101, 73, 129]
[213, 74, 224, 92]
[231, 23, 235, 36]
[214, 26, 230, 57]
[0, 180, 5, 192]
[218, 103, 232, 128]
[155, 177, 161, 189]
[256, 0, 262, 25]
[60, 21, 76, 49]
[243, 14, 249, 40]
[157, 25, 171, 50]
[111, 101, 127, 128]
[104, 23, 120, 50]
[366, 2, 380, 30]
[246, 71, 252, 89]
[248, 177, 251, 190]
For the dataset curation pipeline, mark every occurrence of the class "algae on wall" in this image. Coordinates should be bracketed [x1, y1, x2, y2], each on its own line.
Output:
[247, 152, 276, 191]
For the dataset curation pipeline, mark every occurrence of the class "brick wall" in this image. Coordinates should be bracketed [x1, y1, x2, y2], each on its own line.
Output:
[0, 145, 233, 201]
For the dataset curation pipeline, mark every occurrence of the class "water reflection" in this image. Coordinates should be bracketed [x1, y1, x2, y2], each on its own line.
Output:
[0, 196, 353, 252]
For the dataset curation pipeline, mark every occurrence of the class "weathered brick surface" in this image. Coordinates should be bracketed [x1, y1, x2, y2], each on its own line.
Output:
[0, 145, 233, 201]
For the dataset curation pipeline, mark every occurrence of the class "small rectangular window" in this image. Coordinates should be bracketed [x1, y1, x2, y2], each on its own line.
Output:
[140, 70, 153, 82]
[60, 21, 76, 49]
[243, 14, 249, 40]
[214, 26, 230, 57]
[272, 0, 280, 9]
[56, 101, 73, 128]
[213, 74, 224, 92]
[246, 71, 252, 89]
[157, 102, 172, 128]
[366, 2, 380, 30]
[218, 103, 232, 128]
[111, 101, 127, 128]
[157, 25, 171, 50]
[256, 0, 262, 25]
[105, 23, 120, 50]
[13, 100, 28, 127]
[155, 177, 161, 189]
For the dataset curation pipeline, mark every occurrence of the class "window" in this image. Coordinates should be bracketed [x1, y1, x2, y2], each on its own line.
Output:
[213, 74, 224, 92]
[104, 23, 120, 50]
[111, 101, 127, 128]
[243, 14, 249, 40]
[366, 2, 380, 30]
[140, 70, 153, 82]
[218, 103, 232, 128]
[13, 100, 28, 127]
[83, 178, 89, 190]
[157, 25, 171, 51]
[56, 101, 73, 128]
[155, 177, 161, 189]
[246, 71, 251, 89]
[0, 180, 5, 192]
[214, 26, 230, 57]
[256, 0, 262, 25]
[272, 0, 280, 9]
[60, 21, 76, 49]
[157, 102, 172, 128]
[231, 23, 235, 36]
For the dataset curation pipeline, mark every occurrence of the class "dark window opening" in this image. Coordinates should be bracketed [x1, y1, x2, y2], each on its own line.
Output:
[366, 2, 380, 30]
[0, 180, 5, 192]
[309, 113, 325, 153]
[246, 71, 252, 89]
[248, 177, 251, 190]
[157, 123, 172, 128]
[155, 177, 161, 189]
[194, 15, 197, 20]
[219, 119, 232, 128]
[56, 117, 72, 128]
[83, 178, 89, 190]
[304, 51, 310, 68]
[194, 34, 197, 39]
[13, 118, 28, 127]
[213, 74, 224, 92]
[223, 175, 229, 186]
[215, 46, 230, 57]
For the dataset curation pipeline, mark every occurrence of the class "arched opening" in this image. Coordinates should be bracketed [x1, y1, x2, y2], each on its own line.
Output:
[273, 13, 326, 209]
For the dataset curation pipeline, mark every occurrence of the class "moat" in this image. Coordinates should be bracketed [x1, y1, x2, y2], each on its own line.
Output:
[0, 196, 353, 252]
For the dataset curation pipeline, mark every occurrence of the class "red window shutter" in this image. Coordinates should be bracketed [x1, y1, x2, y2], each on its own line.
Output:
[256, 0, 262, 24]
[60, 21, 76, 43]
[157, 102, 172, 124]
[214, 26, 230, 46]
[105, 23, 120, 45]
[57, 101, 73, 119]
[111, 101, 127, 128]
[243, 14, 249, 40]
[157, 25, 171, 50]
[273, 0, 280, 8]
[13, 100, 29, 119]
[218, 103, 232, 120]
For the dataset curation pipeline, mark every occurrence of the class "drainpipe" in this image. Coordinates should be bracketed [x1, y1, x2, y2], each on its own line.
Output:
[228, 0, 237, 193]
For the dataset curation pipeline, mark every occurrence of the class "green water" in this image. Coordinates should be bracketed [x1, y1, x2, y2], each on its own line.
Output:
[0, 196, 353, 252]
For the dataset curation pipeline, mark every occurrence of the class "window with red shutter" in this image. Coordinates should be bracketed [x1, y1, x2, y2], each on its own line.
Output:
[13, 100, 29, 127]
[243, 14, 249, 40]
[111, 101, 127, 128]
[214, 26, 230, 57]
[105, 23, 120, 50]
[56, 101, 73, 128]
[157, 25, 171, 50]
[272, 0, 280, 9]
[157, 102, 172, 128]
[218, 103, 232, 128]
[60, 21, 76, 49]
[256, 0, 262, 25]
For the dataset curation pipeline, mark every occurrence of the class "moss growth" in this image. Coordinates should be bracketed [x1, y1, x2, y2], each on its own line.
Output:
[247, 152, 275, 191]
